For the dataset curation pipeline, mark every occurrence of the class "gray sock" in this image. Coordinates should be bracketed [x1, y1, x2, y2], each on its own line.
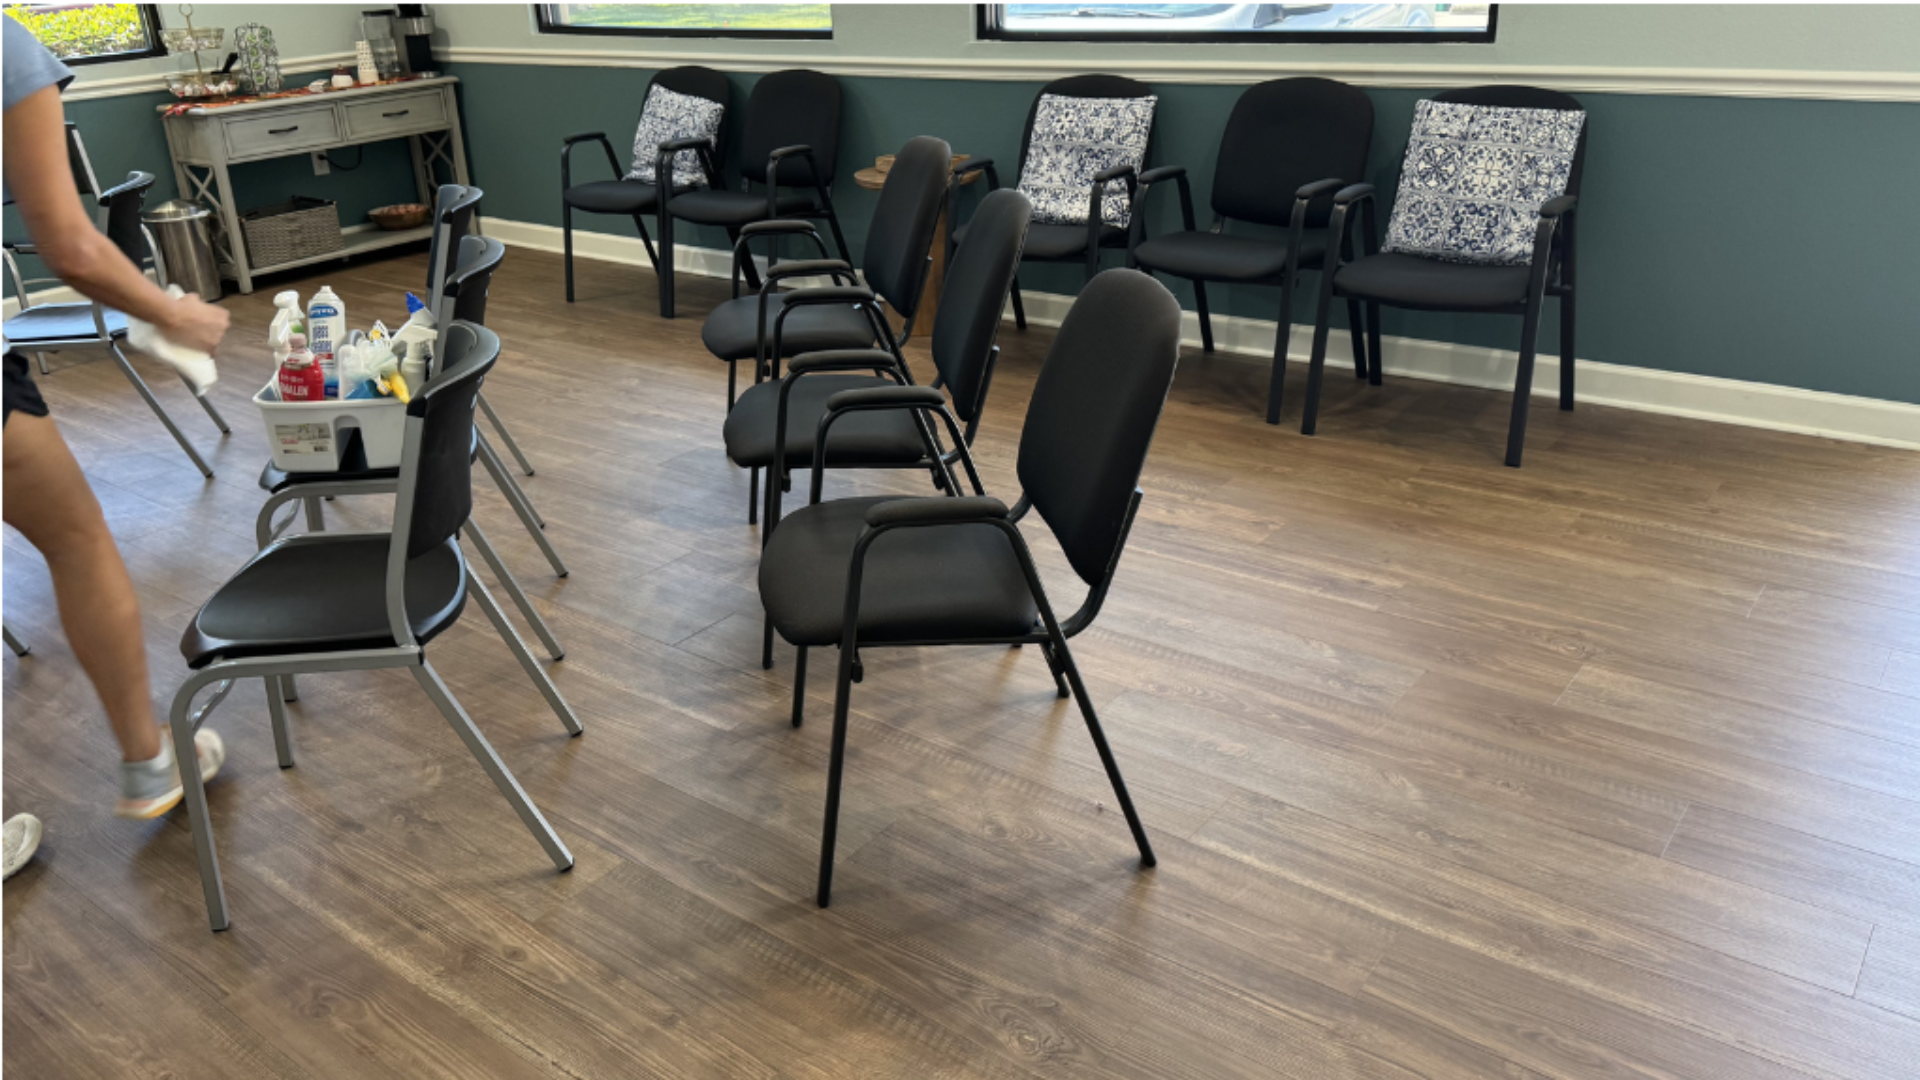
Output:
[119, 735, 178, 801]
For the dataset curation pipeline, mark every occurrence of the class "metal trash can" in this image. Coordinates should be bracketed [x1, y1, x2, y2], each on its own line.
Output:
[141, 200, 223, 301]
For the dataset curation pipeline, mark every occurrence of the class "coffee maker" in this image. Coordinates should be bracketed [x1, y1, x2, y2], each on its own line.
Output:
[396, 5, 435, 77]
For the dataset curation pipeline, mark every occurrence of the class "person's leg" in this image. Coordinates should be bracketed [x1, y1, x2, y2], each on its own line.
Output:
[1, 410, 160, 763]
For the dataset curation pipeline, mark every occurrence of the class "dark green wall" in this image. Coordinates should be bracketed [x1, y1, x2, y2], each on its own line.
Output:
[448, 61, 1920, 406]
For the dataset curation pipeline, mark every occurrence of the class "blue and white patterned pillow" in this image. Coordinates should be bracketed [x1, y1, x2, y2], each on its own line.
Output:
[1016, 93, 1156, 229]
[625, 85, 725, 190]
[1382, 100, 1585, 266]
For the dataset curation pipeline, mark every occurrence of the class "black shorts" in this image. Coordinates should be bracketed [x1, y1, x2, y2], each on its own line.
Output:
[3, 351, 49, 427]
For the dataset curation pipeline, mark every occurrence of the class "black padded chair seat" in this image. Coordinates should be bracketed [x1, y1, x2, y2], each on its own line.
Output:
[3, 303, 127, 345]
[561, 180, 660, 214]
[760, 496, 1039, 647]
[953, 220, 1123, 261]
[669, 189, 821, 226]
[1334, 253, 1534, 312]
[1131, 230, 1325, 283]
[723, 375, 931, 469]
[180, 535, 467, 669]
[702, 293, 878, 363]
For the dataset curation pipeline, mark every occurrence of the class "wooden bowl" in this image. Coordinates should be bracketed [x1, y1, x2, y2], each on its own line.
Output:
[368, 203, 431, 231]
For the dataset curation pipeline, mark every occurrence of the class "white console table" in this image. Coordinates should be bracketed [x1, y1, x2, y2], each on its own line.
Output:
[158, 76, 471, 294]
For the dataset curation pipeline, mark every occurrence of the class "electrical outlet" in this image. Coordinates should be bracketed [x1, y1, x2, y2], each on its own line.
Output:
[311, 151, 330, 176]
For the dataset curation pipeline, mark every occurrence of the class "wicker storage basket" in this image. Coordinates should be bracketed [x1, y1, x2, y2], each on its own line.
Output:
[241, 197, 343, 267]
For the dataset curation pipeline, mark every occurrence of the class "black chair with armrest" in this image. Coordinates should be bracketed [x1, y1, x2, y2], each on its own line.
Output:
[659, 68, 849, 319]
[167, 322, 576, 931]
[756, 267, 1182, 906]
[701, 135, 954, 521]
[2, 169, 229, 476]
[948, 73, 1155, 328]
[1126, 77, 1374, 425]
[560, 65, 730, 305]
[1302, 86, 1587, 467]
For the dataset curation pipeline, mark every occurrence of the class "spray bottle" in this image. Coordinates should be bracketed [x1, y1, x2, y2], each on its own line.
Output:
[306, 286, 346, 394]
[277, 333, 325, 402]
[267, 290, 303, 363]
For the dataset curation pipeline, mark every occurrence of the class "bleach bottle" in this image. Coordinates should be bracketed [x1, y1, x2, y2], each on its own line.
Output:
[306, 286, 346, 394]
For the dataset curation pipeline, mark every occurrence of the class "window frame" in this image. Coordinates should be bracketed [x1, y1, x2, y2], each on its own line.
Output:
[12, 3, 167, 66]
[975, 4, 1497, 45]
[532, 3, 833, 41]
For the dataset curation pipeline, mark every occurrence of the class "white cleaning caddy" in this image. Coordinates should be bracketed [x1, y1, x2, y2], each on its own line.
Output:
[254, 381, 407, 472]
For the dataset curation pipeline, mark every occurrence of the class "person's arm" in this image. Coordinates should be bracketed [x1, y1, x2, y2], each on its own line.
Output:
[3, 84, 227, 354]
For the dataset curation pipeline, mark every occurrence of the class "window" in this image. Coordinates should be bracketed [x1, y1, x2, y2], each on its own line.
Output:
[534, 3, 832, 40]
[979, 4, 1495, 44]
[5, 2, 164, 64]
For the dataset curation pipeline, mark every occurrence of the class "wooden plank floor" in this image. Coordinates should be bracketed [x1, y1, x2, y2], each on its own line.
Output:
[7, 246, 1920, 1078]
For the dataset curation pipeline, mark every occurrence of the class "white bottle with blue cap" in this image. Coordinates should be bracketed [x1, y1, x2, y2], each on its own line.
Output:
[306, 286, 346, 395]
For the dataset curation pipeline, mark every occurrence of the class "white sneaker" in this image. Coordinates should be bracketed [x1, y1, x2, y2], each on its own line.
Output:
[114, 729, 224, 820]
[3, 813, 43, 879]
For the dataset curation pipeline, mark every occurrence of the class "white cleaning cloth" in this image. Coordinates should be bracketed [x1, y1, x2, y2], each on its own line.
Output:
[126, 285, 219, 395]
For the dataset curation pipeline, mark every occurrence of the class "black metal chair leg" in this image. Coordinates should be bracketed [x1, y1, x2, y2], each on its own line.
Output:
[658, 203, 675, 319]
[563, 205, 574, 302]
[1041, 641, 1069, 699]
[1366, 301, 1383, 387]
[1266, 279, 1293, 425]
[823, 207, 853, 265]
[1506, 302, 1544, 468]
[1559, 292, 1576, 410]
[1300, 283, 1338, 437]
[1050, 631, 1155, 868]
[791, 645, 808, 727]
[1193, 280, 1216, 354]
[1345, 299, 1369, 379]
[748, 466, 759, 525]
[817, 642, 857, 907]
[632, 212, 660, 270]
[762, 616, 775, 671]
[1009, 278, 1027, 331]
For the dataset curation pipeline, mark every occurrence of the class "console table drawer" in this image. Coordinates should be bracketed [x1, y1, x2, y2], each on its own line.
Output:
[342, 91, 446, 141]
[224, 106, 341, 160]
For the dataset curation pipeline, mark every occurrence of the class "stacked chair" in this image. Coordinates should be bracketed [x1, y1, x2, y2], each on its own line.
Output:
[1301, 86, 1588, 467]
[704, 135, 954, 521]
[561, 65, 731, 307]
[169, 319, 577, 931]
[3, 147, 230, 476]
[755, 267, 1183, 906]
[659, 68, 850, 319]
[950, 73, 1157, 328]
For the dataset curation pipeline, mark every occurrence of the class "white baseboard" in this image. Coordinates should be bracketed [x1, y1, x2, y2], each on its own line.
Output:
[489, 217, 1920, 452]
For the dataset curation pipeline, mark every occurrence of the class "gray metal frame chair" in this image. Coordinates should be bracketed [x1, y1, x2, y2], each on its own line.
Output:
[3, 170, 230, 476]
[756, 268, 1182, 906]
[168, 322, 576, 931]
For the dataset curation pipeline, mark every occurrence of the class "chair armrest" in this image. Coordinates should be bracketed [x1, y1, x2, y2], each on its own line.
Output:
[768, 144, 813, 162]
[762, 258, 850, 285]
[1538, 194, 1578, 219]
[825, 385, 944, 413]
[1138, 165, 1186, 186]
[562, 131, 609, 146]
[742, 220, 820, 238]
[1093, 163, 1137, 185]
[561, 131, 622, 188]
[788, 348, 898, 375]
[1294, 178, 1344, 203]
[1334, 182, 1375, 206]
[657, 136, 713, 152]
[952, 157, 995, 178]
[865, 495, 1010, 529]
[1129, 166, 1194, 260]
[3, 240, 36, 255]
[657, 138, 720, 190]
[779, 284, 875, 306]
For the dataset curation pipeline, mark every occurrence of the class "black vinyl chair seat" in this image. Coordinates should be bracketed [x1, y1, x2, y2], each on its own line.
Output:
[759, 496, 1039, 647]
[1132, 229, 1326, 284]
[668, 188, 822, 226]
[2, 302, 128, 344]
[1333, 253, 1534, 311]
[722, 375, 930, 469]
[701, 293, 877, 363]
[954, 220, 1123, 262]
[561, 179, 661, 214]
[179, 535, 466, 669]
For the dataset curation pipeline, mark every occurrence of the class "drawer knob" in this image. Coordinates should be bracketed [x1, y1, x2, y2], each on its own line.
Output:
[268, 126, 299, 135]
[381, 109, 410, 118]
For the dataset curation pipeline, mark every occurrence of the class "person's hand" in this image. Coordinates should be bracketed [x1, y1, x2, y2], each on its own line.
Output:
[160, 293, 230, 355]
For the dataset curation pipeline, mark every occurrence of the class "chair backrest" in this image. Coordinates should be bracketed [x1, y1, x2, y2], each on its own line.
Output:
[393, 321, 496, 566]
[1017, 268, 1181, 587]
[862, 135, 951, 319]
[931, 188, 1030, 424]
[1212, 77, 1373, 229]
[1431, 85, 1587, 199]
[651, 65, 732, 174]
[738, 68, 840, 188]
[446, 235, 506, 326]
[424, 183, 482, 321]
[1014, 73, 1155, 180]
[98, 172, 155, 265]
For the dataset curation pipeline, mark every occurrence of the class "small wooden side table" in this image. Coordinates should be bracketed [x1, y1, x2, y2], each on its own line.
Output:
[853, 158, 979, 339]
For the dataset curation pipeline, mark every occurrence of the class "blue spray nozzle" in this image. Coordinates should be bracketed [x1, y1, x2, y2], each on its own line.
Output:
[404, 292, 425, 314]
